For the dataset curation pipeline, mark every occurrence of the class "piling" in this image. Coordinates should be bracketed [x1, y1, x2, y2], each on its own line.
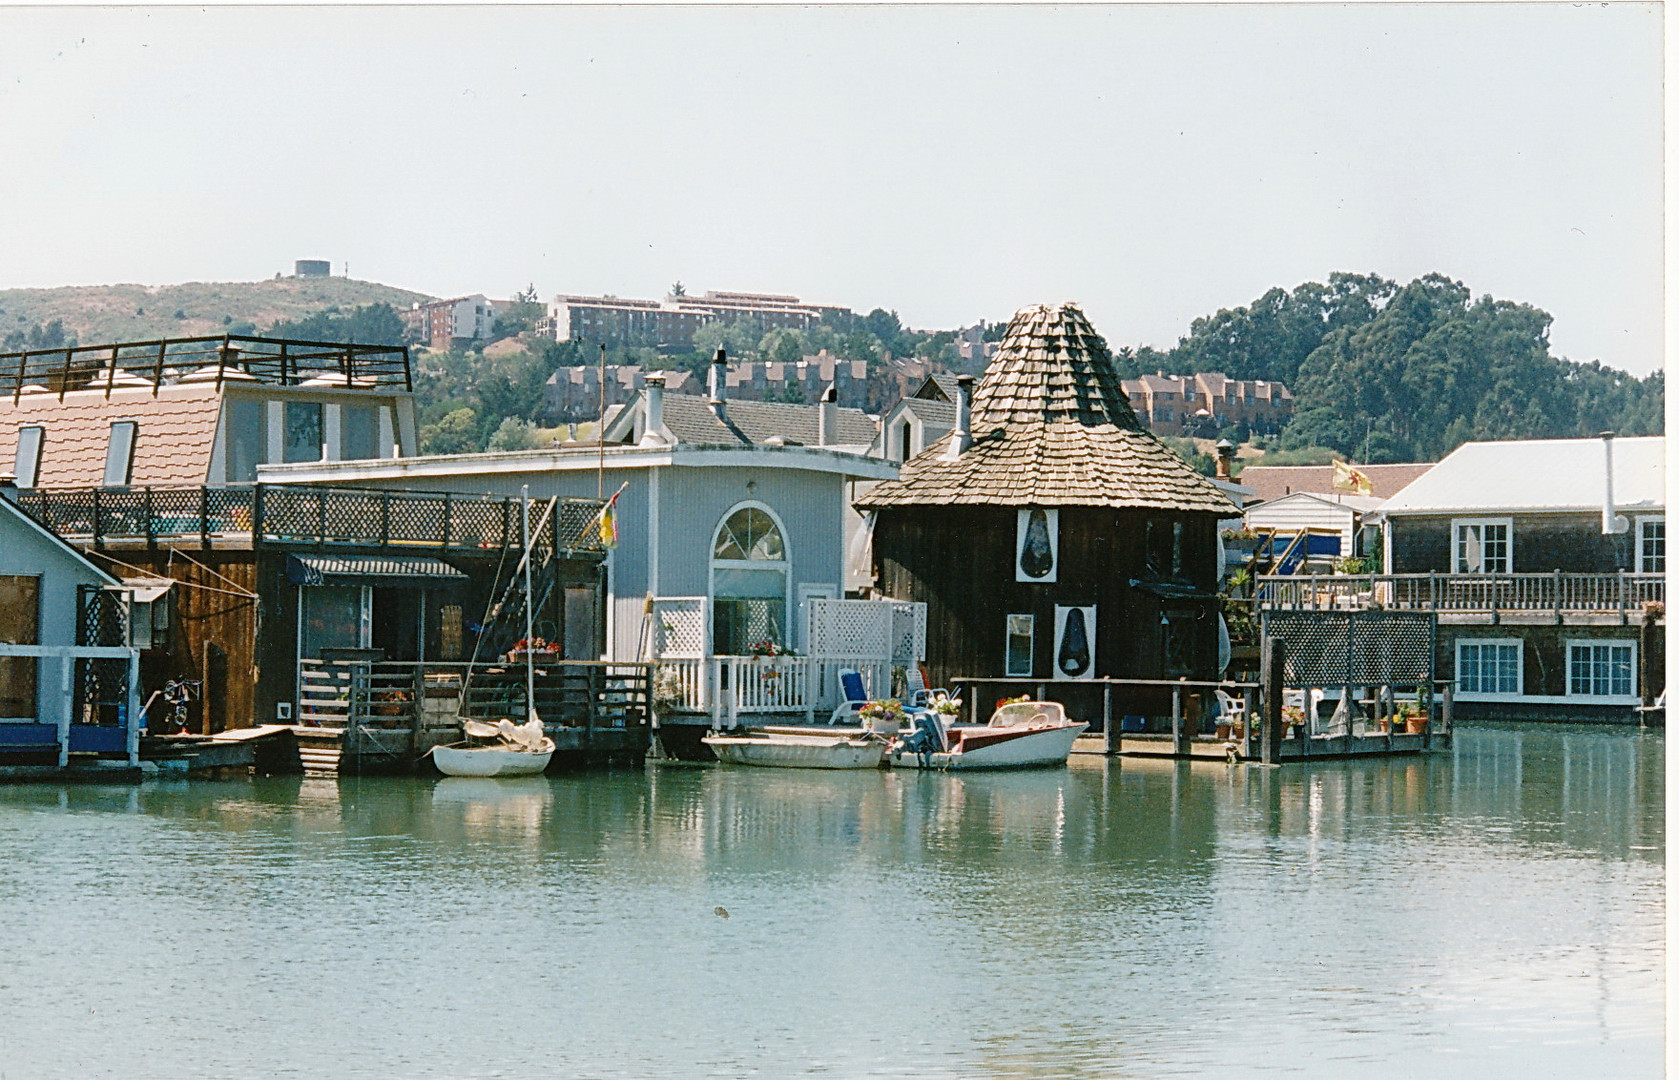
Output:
[1260, 638, 1285, 765]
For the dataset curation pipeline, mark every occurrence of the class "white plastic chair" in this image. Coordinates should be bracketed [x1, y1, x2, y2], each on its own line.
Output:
[904, 663, 948, 709]
[828, 668, 869, 725]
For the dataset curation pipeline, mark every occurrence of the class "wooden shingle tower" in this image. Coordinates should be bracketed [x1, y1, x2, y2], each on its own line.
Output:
[858, 303, 1234, 705]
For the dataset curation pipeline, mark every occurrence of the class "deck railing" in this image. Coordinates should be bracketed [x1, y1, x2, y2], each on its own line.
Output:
[653, 655, 894, 725]
[16, 484, 607, 554]
[297, 659, 651, 738]
[1257, 572, 1663, 616]
[3, 334, 410, 400]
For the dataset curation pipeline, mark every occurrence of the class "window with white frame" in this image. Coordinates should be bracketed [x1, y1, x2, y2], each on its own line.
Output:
[13, 425, 43, 487]
[1453, 518, 1511, 574]
[1004, 614, 1034, 677]
[1456, 639, 1521, 696]
[1567, 640, 1636, 698]
[1638, 518, 1664, 574]
[103, 421, 137, 486]
[710, 504, 789, 655]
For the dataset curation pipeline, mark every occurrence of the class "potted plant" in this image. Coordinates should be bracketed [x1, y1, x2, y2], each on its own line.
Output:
[858, 698, 907, 736]
[931, 694, 962, 720]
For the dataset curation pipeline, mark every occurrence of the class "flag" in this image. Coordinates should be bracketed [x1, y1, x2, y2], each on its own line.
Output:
[598, 490, 619, 548]
[1332, 459, 1373, 496]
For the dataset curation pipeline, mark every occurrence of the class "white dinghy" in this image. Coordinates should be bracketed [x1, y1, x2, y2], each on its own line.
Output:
[703, 729, 887, 770]
[432, 717, 556, 777]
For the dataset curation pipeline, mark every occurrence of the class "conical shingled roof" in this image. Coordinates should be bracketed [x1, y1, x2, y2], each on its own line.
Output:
[857, 303, 1234, 512]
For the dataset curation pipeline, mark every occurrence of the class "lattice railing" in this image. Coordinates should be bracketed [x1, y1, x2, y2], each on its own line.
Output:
[651, 598, 707, 659]
[1260, 610, 1436, 688]
[1259, 572, 1664, 615]
[17, 484, 605, 556]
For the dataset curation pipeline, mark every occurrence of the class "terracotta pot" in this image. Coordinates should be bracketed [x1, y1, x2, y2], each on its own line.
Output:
[1215, 722, 1232, 740]
[1405, 716, 1426, 735]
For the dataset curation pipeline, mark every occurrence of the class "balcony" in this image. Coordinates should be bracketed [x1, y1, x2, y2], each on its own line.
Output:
[14, 484, 608, 555]
[1257, 572, 1663, 623]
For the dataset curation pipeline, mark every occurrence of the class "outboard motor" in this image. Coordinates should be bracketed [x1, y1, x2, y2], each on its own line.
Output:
[896, 711, 948, 767]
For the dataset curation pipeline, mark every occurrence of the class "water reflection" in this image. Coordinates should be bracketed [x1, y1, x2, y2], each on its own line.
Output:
[0, 724, 1660, 1080]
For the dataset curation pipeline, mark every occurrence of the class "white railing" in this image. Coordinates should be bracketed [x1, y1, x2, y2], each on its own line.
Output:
[651, 654, 893, 726]
[1258, 572, 1664, 616]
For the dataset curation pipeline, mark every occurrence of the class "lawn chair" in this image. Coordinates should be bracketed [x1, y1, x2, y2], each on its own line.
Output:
[904, 662, 948, 709]
[829, 668, 869, 725]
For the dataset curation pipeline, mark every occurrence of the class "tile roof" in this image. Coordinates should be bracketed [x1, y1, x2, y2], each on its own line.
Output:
[0, 384, 224, 487]
[1236, 462, 1435, 503]
[857, 303, 1233, 512]
[900, 397, 956, 425]
[655, 393, 877, 448]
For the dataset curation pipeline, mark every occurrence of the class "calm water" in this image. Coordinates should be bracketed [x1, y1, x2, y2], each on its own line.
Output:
[0, 725, 1662, 1079]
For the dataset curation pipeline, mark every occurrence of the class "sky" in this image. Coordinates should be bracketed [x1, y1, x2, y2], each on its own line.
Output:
[0, 4, 1664, 375]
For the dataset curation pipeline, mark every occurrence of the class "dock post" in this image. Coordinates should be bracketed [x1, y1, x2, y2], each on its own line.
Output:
[1439, 683, 1453, 748]
[1102, 681, 1115, 755]
[1171, 681, 1185, 757]
[1260, 638, 1284, 765]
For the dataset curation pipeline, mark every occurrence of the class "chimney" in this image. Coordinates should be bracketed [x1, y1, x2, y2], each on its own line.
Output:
[1214, 438, 1235, 481]
[708, 348, 728, 421]
[817, 384, 837, 446]
[945, 374, 974, 460]
[1600, 431, 1630, 535]
[640, 374, 672, 447]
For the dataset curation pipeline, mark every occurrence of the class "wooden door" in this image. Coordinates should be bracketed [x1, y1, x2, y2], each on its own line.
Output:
[0, 576, 40, 718]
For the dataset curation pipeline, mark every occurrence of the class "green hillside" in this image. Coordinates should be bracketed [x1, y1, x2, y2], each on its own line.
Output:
[0, 276, 434, 348]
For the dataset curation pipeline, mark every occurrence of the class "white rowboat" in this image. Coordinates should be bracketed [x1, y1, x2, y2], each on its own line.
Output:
[431, 742, 555, 777]
[704, 731, 886, 769]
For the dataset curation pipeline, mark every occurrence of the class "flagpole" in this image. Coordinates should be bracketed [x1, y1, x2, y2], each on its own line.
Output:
[597, 342, 607, 500]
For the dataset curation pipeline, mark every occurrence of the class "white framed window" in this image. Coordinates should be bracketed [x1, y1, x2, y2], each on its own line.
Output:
[103, 421, 137, 486]
[1567, 639, 1636, 700]
[710, 502, 790, 655]
[1456, 638, 1522, 696]
[13, 425, 43, 487]
[1453, 518, 1511, 574]
[1004, 614, 1034, 677]
[1637, 517, 1664, 574]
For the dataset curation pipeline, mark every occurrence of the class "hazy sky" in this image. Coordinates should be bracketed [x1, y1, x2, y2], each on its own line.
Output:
[0, 4, 1663, 374]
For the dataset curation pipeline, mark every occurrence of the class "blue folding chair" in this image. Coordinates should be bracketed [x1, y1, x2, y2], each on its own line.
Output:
[829, 668, 869, 724]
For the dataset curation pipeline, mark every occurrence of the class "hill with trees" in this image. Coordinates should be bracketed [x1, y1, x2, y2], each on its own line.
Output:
[0, 276, 431, 349]
[1142, 272, 1661, 464]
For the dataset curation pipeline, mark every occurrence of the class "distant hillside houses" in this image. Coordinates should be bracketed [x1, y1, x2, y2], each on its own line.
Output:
[539, 288, 853, 350]
[1120, 372, 1293, 436]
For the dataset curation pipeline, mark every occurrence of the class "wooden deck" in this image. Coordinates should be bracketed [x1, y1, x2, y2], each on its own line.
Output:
[1080, 730, 1436, 761]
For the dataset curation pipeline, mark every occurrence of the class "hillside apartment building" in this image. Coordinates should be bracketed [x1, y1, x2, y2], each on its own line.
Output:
[539, 289, 853, 351]
[1120, 372, 1294, 436]
[401, 295, 501, 351]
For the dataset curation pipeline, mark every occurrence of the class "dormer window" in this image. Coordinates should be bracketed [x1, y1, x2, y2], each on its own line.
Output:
[284, 402, 323, 463]
[103, 421, 137, 486]
[13, 426, 43, 487]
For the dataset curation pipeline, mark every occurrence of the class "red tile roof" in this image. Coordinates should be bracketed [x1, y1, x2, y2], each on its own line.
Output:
[0, 384, 223, 487]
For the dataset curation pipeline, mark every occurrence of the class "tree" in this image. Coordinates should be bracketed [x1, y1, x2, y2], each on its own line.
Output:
[418, 407, 480, 454]
[267, 302, 406, 345]
[488, 417, 543, 451]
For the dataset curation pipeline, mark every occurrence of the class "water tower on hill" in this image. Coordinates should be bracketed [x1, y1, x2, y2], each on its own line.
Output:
[294, 259, 330, 278]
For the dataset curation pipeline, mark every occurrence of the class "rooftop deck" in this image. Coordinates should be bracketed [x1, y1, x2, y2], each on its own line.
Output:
[3, 334, 410, 402]
[14, 483, 607, 555]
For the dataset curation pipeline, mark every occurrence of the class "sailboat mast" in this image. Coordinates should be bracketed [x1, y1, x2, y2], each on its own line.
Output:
[522, 484, 536, 723]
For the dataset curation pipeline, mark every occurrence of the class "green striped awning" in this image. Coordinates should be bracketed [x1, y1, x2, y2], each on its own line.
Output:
[286, 554, 468, 587]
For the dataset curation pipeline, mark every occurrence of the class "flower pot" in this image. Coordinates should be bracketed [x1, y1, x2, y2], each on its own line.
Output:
[1215, 722, 1233, 740]
[1405, 716, 1426, 736]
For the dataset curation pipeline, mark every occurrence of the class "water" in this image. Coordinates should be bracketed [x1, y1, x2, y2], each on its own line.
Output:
[0, 725, 1662, 1079]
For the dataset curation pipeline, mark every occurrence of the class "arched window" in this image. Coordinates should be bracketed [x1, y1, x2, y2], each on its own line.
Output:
[711, 504, 789, 655]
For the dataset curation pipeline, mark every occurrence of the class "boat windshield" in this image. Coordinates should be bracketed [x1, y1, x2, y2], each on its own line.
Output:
[989, 701, 1064, 728]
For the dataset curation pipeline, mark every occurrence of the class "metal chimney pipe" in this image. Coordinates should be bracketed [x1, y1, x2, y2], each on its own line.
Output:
[1214, 438, 1235, 481]
[1600, 431, 1629, 534]
[817, 384, 837, 446]
[708, 348, 727, 421]
[945, 374, 974, 460]
[640, 373, 670, 447]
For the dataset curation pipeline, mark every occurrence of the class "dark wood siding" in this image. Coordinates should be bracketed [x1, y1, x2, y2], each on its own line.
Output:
[1391, 512, 1640, 574]
[874, 505, 1223, 702]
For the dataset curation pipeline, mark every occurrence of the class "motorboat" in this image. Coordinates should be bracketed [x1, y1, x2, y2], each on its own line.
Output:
[431, 717, 555, 777]
[888, 700, 1087, 770]
[703, 728, 887, 769]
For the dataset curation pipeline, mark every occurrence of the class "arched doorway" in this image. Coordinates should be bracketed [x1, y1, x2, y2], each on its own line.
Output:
[710, 503, 790, 655]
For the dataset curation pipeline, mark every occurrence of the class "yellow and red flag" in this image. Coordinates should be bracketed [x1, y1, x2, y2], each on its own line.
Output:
[1332, 459, 1373, 496]
[598, 488, 620, 548]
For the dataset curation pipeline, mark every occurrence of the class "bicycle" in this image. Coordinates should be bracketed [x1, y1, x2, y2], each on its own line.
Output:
[143, 678, 202, 735]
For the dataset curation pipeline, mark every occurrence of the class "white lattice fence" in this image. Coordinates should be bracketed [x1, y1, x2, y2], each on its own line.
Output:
[890, 602, 927, 663]
[651, 597, 707, 659]
[808, 599, 891, 659]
